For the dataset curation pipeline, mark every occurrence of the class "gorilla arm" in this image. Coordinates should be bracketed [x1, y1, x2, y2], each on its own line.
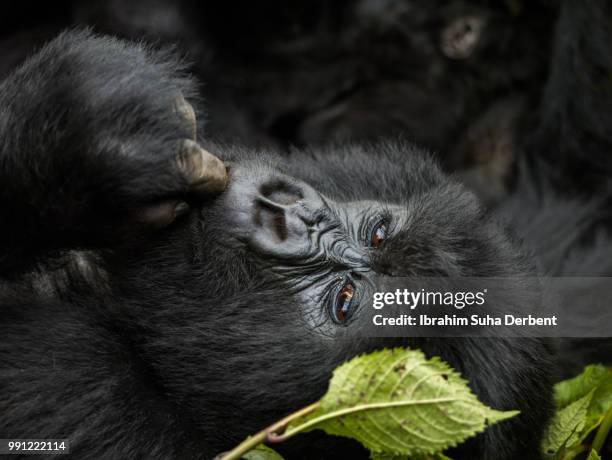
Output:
[0, 30, 227, 275]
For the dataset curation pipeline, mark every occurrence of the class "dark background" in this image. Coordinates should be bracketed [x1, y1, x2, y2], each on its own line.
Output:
[1, 0, 563, 206]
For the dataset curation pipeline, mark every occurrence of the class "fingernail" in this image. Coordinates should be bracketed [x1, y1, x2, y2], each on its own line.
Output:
[174, 202, 190, 218]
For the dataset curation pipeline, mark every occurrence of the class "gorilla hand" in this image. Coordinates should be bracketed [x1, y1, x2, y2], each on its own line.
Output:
[0, 31, 227, 272]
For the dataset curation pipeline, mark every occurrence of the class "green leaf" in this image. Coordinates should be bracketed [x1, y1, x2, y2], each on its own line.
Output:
[542, 390, 593, 457]
[286, 348, 518, 456]
[370, 453, 453, 460]
[592, 406, 612, 454]
[580, 413, 604, 443]
[551, 364, 612, 453]
[554, 365, 612, 416]
[590, 374, 612, 418]
[586, 449, 602, 460]
[242, 444, 284, 460]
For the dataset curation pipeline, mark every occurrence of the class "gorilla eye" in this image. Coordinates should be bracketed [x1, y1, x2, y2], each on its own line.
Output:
[370, 221, 388, 248]
[331, 281, 356, 324]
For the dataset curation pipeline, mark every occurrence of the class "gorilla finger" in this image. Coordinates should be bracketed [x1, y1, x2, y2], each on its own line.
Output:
[178, 139, 228, 195]
[138, 200, 190, 229]
[173, 93, 197, 140]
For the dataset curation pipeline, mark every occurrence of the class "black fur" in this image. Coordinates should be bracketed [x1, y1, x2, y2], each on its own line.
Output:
[1, 1, 611, 458]
[0, 31, 199, 273]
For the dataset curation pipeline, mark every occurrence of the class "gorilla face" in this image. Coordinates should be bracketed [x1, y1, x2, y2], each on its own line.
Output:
[116, 142, 534, 454]
[222, 161, 408, 331]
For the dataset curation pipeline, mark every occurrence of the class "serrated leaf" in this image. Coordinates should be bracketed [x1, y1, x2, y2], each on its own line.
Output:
[586, 449, 601, 460]
[287, 348, 518, 456]
[542, 390, 594, 457]
[552, 364, 612, 452]
[554, 365, 612, 416]
[242, 444, 284, 460]
[370, 453, 452, 460]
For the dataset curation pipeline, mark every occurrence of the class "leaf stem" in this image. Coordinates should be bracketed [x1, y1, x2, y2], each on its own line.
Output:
[268, 396, 466, 442]
[217, 402, 320, 460]
[592, 406, 612, 454]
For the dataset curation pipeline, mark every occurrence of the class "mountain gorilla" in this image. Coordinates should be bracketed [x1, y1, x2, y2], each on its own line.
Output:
[0, 31, 553, 459]
[1, 2, 611, 459]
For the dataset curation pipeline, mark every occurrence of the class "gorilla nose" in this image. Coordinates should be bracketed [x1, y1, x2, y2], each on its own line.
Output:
[224, 164, 326, 256]
[259, 180, 303, 207]
[254, 179, 306, 243]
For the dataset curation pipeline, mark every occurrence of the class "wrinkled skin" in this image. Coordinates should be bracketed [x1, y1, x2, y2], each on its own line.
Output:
[0, 32, 559, 459]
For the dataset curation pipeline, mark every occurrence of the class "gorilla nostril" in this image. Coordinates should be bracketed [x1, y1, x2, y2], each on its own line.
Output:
[254, 196, 289, 242]
[259, 180, 303, 206]
[252, 178, 308, 243]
